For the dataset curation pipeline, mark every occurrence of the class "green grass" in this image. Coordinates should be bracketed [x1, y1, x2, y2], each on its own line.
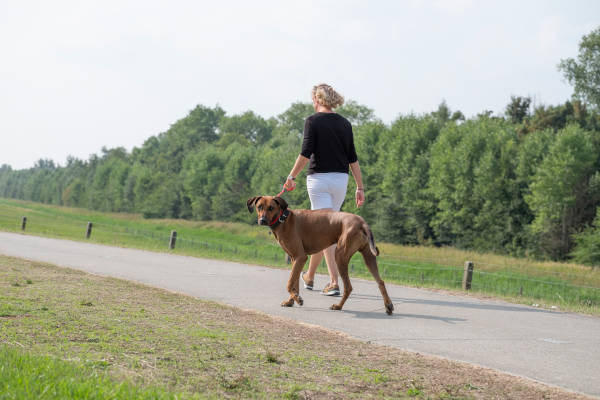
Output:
[0, 345, 182, 400]
[0, 255, 585, 399]
[1, 197, 599, 315]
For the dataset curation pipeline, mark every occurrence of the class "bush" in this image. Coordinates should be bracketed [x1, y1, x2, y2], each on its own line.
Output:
[571, 209, 600, 267]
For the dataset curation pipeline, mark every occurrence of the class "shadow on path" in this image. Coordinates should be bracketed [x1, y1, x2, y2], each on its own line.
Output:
[297, 305, 467, 323]
[349, 293, 557, 314]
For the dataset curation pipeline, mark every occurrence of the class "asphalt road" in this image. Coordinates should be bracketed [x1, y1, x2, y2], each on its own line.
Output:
[1, 231, 598, 397]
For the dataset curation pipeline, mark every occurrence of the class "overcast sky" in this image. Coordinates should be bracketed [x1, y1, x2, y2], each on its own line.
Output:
[1, 1, 598, 170]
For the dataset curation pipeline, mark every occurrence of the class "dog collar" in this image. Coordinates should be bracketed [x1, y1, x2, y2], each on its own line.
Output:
[269, 209, 290, 229]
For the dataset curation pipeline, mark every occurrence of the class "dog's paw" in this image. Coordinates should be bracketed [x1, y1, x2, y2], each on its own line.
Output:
[385, 303, 394, 315]
[280, 299, 294, 307]
[330, 304, 342, 311]
[295, 296, 304, 306]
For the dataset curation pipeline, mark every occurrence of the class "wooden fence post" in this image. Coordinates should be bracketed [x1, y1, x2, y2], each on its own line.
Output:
[21, 217, 27, 231]
[169, 231, 177, 250]
[462, 261, 474, 290]
[85, 222, 93, 239]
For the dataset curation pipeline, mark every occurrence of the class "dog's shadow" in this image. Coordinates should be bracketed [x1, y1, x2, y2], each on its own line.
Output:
[300, 306, 465, 323]
[341, 309, 466, 323]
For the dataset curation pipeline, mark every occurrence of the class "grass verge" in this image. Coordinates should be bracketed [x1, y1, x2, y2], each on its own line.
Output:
[0, 345, 180, 399]
[0, 255, 590, 399]
[1, 197, 599, 315]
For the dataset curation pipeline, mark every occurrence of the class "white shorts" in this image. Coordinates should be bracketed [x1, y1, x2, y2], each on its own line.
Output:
[306, 172, 349, 211]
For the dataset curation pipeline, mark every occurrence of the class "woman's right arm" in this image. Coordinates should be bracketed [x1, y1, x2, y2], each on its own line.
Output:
[284, 155, 310, 191]
[349, 161, 364, 207]
[284, 117, 314, 191]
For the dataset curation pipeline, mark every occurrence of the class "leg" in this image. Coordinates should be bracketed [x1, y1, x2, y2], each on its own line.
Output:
[323, 244, 339, 286]
[324, 174, 347, 290]
[282, 254, 307, 307]
[304, 245, 338, 292]
[305, 250, 323, 282]
[303, 175, 338, 287]
[361, 248, 394, 315]
[330, 250, 352, 311]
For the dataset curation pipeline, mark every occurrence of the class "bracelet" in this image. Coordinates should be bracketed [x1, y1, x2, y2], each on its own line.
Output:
[287, 175, 295, 181]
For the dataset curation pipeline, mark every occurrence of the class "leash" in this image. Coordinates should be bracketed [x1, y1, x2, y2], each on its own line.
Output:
[276, 183, 294, 197]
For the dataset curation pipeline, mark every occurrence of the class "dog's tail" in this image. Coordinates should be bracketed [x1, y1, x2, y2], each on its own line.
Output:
[363, 223, 379, 257]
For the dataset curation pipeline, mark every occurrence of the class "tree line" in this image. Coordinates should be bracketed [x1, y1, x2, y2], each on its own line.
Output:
[1, 28, 599, 266]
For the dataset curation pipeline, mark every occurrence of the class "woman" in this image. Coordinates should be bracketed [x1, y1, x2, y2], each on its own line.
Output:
[283, 83, 365, 296]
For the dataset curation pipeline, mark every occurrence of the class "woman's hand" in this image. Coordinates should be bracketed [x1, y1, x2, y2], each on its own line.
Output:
[355, 188, 365, 207]
[350, 162, 365, 207]
[284, 176, 296, 191]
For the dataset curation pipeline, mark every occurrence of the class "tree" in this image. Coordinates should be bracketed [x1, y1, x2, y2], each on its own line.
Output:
[526, 124, 600, 259]
[34, 159, 56, 170]
[429, 117, 523, 251]
[505, 96, 531, 124]
[451, 111, 465, 122]
[210, 143, 257, 222]
[376, 116, 439, 244]
[432, 100, 451, 125]
[86, 148, 131, 212]
[470, 126, 524, 253]
[276, 102, 313, 137]
[1, 98, 599, 263]
[336, 100, 377, 126]
[559, 27, 600, 110]
[219, 111, 275, 144]
[131, 164, 181, 219]
[62, 179, 87, 207]
[182, 146, 226, 220]
[344, 121, 388, 224]
[155, 104, 226, 174]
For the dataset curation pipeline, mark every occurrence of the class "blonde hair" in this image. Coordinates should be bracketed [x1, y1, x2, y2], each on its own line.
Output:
[311, 83, 344, 109]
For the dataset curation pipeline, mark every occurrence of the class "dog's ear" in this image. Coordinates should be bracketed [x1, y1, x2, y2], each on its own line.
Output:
[273, 196, 288, 211]
[246, 196, 262, 213]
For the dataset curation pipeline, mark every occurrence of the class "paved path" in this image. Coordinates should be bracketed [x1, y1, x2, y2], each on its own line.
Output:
[0, 231, 598, 397]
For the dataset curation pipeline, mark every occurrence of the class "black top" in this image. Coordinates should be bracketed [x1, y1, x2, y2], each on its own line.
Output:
[300, 112, 358, 175]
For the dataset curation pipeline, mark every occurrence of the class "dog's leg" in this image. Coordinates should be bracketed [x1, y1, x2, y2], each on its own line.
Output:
[330, 250, 352, 311]
[281, 254, 307, 307]
[361, 248, 394, 315]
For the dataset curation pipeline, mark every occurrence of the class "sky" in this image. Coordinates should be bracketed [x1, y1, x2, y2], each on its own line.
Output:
[1, 0, 598, 170]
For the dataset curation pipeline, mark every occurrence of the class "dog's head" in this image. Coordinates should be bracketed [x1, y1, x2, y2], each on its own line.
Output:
[247, 196, 288, 226]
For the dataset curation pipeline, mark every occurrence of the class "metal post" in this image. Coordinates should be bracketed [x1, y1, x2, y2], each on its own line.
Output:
[21, 217, 27, 231]
[85, 222, 93, 239]
[462, 261, 474, 290]
[169, 231, 177, 250]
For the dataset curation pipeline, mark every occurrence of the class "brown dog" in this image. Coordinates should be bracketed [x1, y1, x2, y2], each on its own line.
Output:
[247, 195, 394, 315]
